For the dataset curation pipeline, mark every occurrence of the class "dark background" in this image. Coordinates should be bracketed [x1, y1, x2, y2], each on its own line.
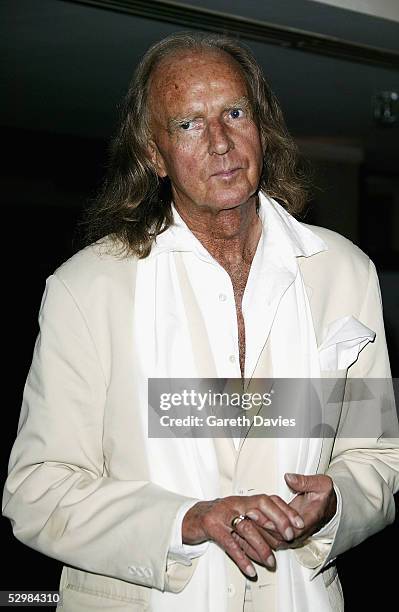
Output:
[1, 1, 398, 609]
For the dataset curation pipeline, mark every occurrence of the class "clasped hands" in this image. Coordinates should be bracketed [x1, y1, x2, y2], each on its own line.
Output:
[182, 473, 336, 578]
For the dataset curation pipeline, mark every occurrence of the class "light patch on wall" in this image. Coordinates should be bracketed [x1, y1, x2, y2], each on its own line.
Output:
[309, 0, 399, 23]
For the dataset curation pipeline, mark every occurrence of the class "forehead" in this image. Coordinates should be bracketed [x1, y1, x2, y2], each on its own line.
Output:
[148, 49, 248, 115]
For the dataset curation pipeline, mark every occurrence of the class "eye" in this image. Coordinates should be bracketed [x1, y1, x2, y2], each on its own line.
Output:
[180, 120, 195, 130]
[229, 108, 244, 119]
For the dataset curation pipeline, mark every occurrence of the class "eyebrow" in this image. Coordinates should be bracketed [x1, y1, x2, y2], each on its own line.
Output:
[167, 96, 252, 132]
[224, 96, 251, 112]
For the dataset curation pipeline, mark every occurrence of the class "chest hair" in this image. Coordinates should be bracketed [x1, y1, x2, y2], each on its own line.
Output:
[224, 261, 251, 378]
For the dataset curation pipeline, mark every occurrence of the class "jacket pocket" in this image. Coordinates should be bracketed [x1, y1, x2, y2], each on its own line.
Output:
[58, 566, 150, 611]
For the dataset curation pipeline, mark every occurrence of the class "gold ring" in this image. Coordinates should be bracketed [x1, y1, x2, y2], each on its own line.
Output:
[231, 514, 247, 530]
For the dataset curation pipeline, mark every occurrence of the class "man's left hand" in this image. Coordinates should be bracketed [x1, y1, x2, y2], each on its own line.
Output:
[248, 473, 337, 549]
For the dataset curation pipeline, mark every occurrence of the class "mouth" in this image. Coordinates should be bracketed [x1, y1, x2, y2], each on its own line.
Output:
[211, 167, 241, 178]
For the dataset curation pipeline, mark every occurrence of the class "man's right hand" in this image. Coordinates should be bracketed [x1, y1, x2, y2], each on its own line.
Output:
[182, 495, 304, 578]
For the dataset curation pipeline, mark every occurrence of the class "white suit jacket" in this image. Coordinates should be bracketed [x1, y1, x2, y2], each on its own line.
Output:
[2, 211, 399, 611]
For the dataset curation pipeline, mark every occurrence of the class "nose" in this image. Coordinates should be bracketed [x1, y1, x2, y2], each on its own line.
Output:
[207, 119, 234, 155]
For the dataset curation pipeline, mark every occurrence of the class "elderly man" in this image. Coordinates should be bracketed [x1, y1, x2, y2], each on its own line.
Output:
[3, 32, 399, 612]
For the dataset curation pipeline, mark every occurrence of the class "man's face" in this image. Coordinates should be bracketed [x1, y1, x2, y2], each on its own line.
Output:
[148, 50, 264, 216]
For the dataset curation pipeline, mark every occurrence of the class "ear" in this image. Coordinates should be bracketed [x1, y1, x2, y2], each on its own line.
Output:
[147, 139, 168, 178]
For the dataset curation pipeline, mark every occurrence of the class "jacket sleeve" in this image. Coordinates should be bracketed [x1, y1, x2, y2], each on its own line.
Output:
[2, 273, 198, 593]
[294, 259, 399, 576]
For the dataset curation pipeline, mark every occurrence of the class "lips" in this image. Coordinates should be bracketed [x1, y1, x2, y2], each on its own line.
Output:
[211, 167, 241, 178]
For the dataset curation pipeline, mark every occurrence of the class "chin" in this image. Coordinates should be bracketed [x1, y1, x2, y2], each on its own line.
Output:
[210, 190, 257, 211]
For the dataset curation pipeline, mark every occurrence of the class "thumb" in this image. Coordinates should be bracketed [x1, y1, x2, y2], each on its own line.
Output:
[284, 473, 315, 492]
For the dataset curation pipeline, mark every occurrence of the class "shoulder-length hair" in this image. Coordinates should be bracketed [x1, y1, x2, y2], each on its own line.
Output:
[83, 32, 310, 257]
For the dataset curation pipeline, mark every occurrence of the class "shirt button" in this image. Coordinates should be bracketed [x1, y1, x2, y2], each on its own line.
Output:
[238, 488, 245, 495]
[227, 584, 236, 597]
[219, 293, 227, 302]
[229, 355, 236, 363]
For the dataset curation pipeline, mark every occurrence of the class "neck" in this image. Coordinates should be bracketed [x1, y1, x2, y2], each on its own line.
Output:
[175, 195, 262, 269]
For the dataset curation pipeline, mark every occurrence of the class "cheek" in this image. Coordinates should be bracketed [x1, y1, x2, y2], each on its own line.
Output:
[246, 132, 264, 173]
[167, 146, 203, 182]
[235, 123, 263, 156]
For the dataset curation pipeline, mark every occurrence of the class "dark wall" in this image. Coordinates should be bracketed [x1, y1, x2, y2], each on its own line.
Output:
[1, 126, 106, 606]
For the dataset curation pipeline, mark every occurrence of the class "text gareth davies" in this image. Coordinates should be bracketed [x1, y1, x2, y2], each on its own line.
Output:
[159, 415, 296, 427]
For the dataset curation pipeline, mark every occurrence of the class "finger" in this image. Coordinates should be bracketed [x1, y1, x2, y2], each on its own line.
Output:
[231, 531, 264, 564]
[251, 525, 289, 551]
[244, 513, 280, 540]
[254, 524, 289, 547]
[233, 516, 275, 566]
[245, 497, 299, 541]
[222, 529, 258, 578]
[231, 531, 276, 569]
[265, 495, 305, 530]
[231, 512, 288, 549]
[199, 506, 259, 577]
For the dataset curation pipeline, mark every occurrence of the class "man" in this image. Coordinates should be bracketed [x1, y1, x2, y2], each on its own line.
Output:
[2, 32, 399, 612]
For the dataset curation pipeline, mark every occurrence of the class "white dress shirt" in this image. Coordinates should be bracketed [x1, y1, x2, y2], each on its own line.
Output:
[158, 198, 342, 570]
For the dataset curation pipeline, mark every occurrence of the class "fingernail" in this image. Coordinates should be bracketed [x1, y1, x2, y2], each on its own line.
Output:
[266, 555, 275, 569]
[246, 511, 259, 521]
[246, 565, 257, 578]
[264, 521, 275, 530]
[293, 516, 304, 529]
[284, 527, 294, 540]
[286, 473, 298, 483]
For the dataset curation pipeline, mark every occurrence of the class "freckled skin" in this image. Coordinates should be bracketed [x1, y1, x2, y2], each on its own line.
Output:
[148, 50, 264, 376]
[148, 50, 263, 222]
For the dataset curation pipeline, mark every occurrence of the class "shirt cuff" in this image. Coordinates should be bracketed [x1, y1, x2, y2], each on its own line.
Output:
[168, 499, 209, 562]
